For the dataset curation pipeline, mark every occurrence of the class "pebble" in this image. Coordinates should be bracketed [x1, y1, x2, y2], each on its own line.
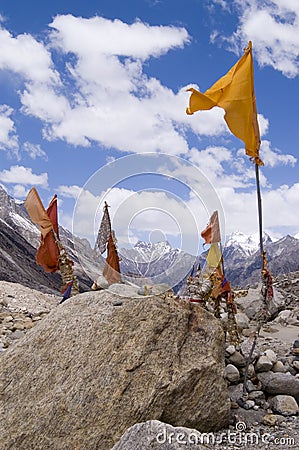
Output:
[226, 364, 240, 383]
[255, 355, 273, 372]
[262, 413, 279, 426]
[225, 344, 236, 356]
[272, 360, 287, 373]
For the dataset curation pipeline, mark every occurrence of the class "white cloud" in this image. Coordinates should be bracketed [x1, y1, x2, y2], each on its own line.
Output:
[0, 26, 59, 83]
[71, 185, 202, 253]
[50, 15, 190, 60]
[20, 84, 70, 123]
[0, 165, 48, 187]
[12, 184, 27, 198]
[0, 14, 286, 164]
[23, 142, 48, 160]
[57, 184, 82, 199]
[0, 15, 191, 154]
[260, 140, 297, 167]
[0, 105, 18, 155]
[212, 0, 299, 77]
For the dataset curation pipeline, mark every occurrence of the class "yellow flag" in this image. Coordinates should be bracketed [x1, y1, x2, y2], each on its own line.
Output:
[186, 41, 263, 165]
[24, 187, 53, 238]
[206, 243, 222, 268]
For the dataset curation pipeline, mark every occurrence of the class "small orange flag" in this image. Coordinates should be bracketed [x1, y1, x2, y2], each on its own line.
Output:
[186, 41, 263, 166]
[201, 211, 221, 245]
[103, 233, 121, 285]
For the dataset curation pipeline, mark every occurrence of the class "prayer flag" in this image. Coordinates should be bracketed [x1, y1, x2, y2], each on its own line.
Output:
[186, 41, 263, 165]
[201, 211, 221, 244]
[24, 187, 53, 238]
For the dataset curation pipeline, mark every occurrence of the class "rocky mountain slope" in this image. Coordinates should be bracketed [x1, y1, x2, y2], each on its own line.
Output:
[0, 186, 98, 293]
[119, 240, 197, 288]
[119, 232, 299, 289]
[223, 233, 299, 287]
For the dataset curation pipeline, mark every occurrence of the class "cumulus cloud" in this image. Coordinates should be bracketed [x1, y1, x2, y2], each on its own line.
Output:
[0, 26, 59, 83]
[49, 15, 190, 60]
[71, 185, 202, 253]
[12, 184, 27, 198]
[212, 0, 299, 78]
[0, 165, 48, 187]
[259, 140, 297, 167]
[0, 13, 283, 161]
[57, 184, 82, 199]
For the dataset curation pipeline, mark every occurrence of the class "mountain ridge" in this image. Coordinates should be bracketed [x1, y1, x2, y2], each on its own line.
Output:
[0, 185, 299, 291]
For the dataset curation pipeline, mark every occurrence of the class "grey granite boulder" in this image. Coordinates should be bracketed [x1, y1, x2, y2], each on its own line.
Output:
[0, 291, 229, 449]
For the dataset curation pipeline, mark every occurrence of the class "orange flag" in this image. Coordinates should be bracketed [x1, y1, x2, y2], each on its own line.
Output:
[186, 41, 263, 166]
[47, 194, 59, 238]
[103, 232, 121, 285]
[25, 188, 59, 273]
[36, 194, 60, 273]
[201, 211, 221, 244]
[24, 187, 53, 238]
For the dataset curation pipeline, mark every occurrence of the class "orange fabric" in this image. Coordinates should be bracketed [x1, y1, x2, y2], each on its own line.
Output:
[186, 42, 263, 166]
[47, 194, 59, 237]
[36, 194, 59, 273]
[201, 211, 221, 244]
[36, 231, 59, 272]
[103, 233, 121, 285]
[24, 187, 53, 238]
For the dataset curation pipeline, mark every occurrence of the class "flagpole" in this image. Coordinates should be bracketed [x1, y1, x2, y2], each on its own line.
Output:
[255, 163, 264, 257]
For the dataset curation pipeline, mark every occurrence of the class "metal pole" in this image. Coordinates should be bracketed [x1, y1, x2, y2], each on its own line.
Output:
[255, 163, 264, 257]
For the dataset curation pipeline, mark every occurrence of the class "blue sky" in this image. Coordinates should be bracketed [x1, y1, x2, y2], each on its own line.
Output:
[0, 0, 298, 254]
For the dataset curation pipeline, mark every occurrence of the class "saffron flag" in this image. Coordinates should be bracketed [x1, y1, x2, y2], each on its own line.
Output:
[46, 194, 59, 238]
[201, 211, 221, 244]
[186, 41, 263, 166]
[24, 187, 53, 238]
[103, 232, 121, 285]
[206, 243, 222, 268]
[25, 188, 59, 273]
[95, 202, 112, 254]
[36, 194, 60, 273]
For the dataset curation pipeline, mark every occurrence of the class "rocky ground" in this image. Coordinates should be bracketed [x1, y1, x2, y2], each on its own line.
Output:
[0, 272, 299, 449]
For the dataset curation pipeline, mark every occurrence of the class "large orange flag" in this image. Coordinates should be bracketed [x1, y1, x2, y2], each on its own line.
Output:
[186, 41, 263, 165]
[201, 211, 221, 244]
[24, 187, 53, 238]
[25, 188, 59, 273]
[36, 194, 60, 273]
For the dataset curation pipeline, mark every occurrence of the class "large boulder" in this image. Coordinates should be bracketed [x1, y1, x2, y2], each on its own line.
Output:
[0, 291, 229, 450]
[257, 372, 299, 396]
[235, 287, 285, 320]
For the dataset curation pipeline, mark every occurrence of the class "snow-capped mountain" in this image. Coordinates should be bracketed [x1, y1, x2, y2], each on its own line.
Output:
[224, 231, 272, 256]
[119, 240, 196, 288]
[223, 232, 299, 287]
[0, 185, 98, 293]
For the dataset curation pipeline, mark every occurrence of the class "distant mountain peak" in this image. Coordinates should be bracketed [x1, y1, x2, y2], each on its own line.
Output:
[134, 239, 172, 248]
[225, 231, 272, 256]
